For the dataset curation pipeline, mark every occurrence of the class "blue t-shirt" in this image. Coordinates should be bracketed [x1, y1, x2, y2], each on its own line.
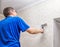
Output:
[0, 16, 30, 47]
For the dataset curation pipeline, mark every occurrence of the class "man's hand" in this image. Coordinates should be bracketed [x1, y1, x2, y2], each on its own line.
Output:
[39, 28, 44, 33]
[26, 27, 44, 34]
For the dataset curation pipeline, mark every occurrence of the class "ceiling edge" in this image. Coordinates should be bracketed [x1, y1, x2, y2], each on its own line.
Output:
[18, 0, 47, 12]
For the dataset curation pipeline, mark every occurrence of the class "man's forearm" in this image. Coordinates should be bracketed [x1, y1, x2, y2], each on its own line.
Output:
[27, 28, 44, 34]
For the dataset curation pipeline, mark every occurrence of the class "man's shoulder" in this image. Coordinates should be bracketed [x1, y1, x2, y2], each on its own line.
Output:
[13, 16, 21, 19]
[13, 16, 23, 21]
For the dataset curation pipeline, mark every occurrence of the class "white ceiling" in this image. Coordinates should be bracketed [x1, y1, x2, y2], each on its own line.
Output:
[0, 0, 46, 13]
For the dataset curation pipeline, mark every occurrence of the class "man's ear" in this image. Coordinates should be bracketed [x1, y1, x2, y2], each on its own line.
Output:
[8, 10, 13, 15]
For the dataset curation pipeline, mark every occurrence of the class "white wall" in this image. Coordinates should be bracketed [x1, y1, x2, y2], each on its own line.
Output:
[18, 0, 60, 47]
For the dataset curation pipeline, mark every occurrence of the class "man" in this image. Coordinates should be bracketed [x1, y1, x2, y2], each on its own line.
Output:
[0, 7, 44, 47]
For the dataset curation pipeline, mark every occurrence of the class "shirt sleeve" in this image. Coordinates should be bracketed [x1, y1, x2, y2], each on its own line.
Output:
[17, 17, 30, 32]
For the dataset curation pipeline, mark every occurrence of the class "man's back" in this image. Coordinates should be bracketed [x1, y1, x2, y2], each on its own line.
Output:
[0, 16, 21, 47]
[0, 16, 30, 47]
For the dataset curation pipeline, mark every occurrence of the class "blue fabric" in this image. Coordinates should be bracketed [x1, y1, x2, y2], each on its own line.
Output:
[0, 16, 30, 47]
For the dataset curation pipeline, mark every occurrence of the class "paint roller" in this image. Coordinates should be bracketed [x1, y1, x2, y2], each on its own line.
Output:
[41, 23, 47, 30]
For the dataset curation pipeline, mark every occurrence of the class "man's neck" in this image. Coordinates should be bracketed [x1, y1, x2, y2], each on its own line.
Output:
[9, 15, 17, 17]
